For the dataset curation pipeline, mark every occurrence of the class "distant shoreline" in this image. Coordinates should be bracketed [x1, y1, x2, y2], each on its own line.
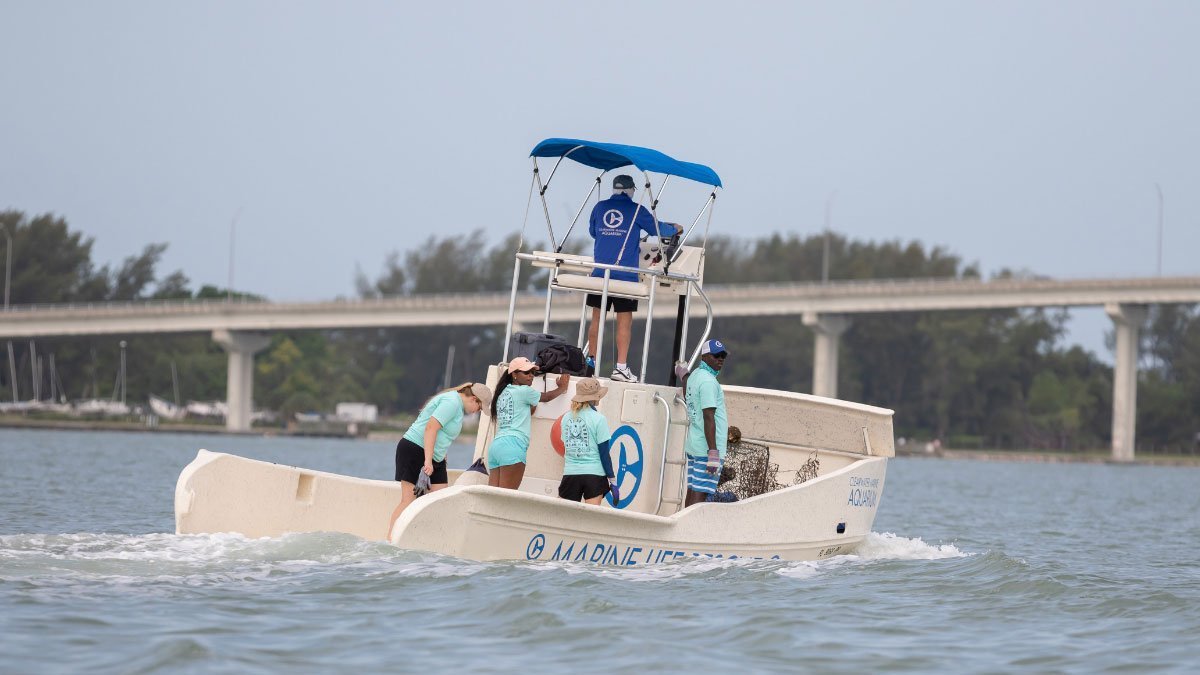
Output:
[0, 416, 477, 444]
[906, 448, 1200, 467]
[0, 416, 357, 439]
[2, 418, 1193, 465]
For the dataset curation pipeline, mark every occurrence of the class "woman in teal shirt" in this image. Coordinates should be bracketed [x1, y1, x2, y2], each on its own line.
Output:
[557, 377, 617, 505]
[487, 357, 569, 490]
[388, 381, 492, 536]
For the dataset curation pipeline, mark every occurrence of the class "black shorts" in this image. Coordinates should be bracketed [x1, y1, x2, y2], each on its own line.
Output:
[586, 293, 638, 313]
[558, 474, 611, 501]
[395, 438, 449, 485]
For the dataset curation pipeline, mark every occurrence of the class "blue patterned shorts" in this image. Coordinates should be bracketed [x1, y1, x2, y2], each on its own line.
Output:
[686, 455, 723, 494]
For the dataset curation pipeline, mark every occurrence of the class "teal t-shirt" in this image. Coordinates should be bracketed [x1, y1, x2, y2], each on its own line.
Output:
[493, 384, 541, 445]
[561, 406, 612, 476]
[402, 391, 465, 462]
[685, 362, 728, 458]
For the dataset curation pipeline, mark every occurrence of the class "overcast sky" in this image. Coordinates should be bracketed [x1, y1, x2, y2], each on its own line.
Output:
[3, 1, 1197, 356]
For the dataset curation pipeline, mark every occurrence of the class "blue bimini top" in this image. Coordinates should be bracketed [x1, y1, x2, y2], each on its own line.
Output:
[530, 138, 722, 188]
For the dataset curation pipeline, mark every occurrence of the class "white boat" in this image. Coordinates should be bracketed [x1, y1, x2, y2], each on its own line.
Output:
[185, 400, 227, 418]
[30, 400, 74, 414]
[176, 138, 895, 564]
[148, 394, 188, 421]
[0, 400, 40, 413]
[74, 398, 131, 417]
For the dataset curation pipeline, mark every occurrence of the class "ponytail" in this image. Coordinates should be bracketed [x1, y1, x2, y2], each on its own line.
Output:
[491, 371, 515, 419]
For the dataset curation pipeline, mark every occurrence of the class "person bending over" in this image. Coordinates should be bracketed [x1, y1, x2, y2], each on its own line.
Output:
[388, 382, 492, 537]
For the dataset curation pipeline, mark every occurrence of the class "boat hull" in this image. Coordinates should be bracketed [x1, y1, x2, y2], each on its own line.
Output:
[176, 450, 886, 563]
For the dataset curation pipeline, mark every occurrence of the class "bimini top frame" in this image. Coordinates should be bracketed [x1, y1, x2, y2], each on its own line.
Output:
[505, 138, 722, 384]
[524, 138, 722, 258]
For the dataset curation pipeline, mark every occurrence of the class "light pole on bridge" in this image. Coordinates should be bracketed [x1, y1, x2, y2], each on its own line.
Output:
[1155, 183, 1164, 277]
[227, 207, 242, 303]
[2, 222, 17, 403]
[822, 190, 838, 284]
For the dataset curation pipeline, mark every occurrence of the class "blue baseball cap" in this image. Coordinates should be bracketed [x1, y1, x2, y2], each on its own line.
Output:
[700, 339, 729, 357]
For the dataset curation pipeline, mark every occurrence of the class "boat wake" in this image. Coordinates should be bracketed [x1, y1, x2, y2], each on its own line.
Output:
[0, 531, 454, 588]
[851, 530, 967, 561]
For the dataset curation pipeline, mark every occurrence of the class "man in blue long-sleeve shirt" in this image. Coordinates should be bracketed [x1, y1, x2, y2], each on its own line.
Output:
[586, 174, 681, 382]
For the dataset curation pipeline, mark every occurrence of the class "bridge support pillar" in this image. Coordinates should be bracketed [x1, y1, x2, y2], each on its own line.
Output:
[213, 330, 271, 432]
[1105, 304, 1147, 463]
[803, 312, 851, 399]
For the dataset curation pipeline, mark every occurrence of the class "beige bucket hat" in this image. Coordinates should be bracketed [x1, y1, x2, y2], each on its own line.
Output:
[468, 382, 493, 408]
[571, 377, 608, 403]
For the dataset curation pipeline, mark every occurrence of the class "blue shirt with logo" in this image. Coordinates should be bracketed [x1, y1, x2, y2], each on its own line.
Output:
[588, 193, 676, 282]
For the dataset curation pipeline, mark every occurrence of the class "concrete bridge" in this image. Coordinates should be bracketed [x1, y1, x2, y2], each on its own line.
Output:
[3, 275, 1198, 460]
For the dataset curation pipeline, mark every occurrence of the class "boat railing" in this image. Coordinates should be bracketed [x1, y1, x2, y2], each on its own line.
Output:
[652, 392, 683, 515]
[504, 251, 712, 384]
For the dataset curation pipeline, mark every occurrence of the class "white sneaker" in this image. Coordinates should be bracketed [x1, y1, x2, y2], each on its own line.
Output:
[611, 365, 639, 383]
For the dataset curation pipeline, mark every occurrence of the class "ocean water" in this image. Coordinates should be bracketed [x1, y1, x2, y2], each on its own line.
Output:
[2, 428, 1198, 673]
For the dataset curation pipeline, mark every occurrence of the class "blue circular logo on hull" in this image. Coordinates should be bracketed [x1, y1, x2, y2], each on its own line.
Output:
[607, 425, 643, 509]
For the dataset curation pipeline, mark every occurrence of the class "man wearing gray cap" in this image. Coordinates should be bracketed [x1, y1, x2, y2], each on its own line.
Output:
[586, 174, 682, 382]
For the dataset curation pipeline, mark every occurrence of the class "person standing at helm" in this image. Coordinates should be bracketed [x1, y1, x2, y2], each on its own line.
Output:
[487, 357, 570, 490]
[681, 339, 729, 507]
[586, 174, 683, 383]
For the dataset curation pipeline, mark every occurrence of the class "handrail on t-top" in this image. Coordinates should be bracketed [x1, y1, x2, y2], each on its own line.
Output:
[502, 252, 710, 377]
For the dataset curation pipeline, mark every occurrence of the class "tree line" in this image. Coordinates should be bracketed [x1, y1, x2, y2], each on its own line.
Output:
[2, 209, 1196, 452]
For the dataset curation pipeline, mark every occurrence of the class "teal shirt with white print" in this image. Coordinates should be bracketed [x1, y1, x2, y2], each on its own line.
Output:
[493, 384, 541, 446]
[561, 406, 612, 476]
[402, 391, 465, 462]
[685, 362, 728, 458]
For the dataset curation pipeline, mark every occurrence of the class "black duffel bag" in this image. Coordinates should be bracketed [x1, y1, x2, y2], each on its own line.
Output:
[537, 343, 589, 376]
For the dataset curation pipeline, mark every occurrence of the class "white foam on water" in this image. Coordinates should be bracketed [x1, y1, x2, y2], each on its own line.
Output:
[770, 533, 967, 579]
[380, 556, 493, 579]
[0, 531, 407, 585]
[0, 531, 504, 587]
[772, 560, 826, 579]
[2, 531, 383, 564]
[846, 531, 968, 561]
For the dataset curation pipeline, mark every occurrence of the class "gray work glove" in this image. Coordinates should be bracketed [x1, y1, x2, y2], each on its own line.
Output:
[414, 471, 431, 497]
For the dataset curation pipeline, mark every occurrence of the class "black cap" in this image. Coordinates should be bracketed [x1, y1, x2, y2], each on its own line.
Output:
[612, 174, 635, 190]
